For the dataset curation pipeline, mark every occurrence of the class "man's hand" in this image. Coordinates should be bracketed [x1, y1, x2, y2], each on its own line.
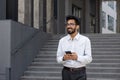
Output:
[71, 52, 78, 60]
[63, 54, 71, 60]
[63, 52, 78, 60]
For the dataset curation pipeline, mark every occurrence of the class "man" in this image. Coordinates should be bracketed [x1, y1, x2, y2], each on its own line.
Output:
[56, 15, 92, 80]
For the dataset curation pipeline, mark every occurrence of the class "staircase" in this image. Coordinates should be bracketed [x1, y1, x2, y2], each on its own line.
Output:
[21, 34, 120, 80]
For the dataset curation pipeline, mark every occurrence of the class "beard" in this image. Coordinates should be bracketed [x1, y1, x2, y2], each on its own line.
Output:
[67, 28, 76, 34]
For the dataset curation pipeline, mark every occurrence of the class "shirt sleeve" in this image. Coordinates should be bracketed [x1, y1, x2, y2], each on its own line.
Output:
[56, 39, 65, 64]
[77, 38, 92, 65]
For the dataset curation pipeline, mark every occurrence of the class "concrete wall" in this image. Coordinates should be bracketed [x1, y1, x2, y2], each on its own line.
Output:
[0, 20, 51, 80]
[0, 0, 6, 19]
[0, 20, 11, 80]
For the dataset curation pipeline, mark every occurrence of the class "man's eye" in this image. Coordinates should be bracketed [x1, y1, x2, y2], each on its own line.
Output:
[66, 23, 76, 26]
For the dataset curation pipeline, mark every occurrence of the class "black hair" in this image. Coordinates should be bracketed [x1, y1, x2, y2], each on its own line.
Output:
[66, 15, 80, 25]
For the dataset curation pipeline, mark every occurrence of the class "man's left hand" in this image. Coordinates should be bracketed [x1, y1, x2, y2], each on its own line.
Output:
[71, 52, 78, 60]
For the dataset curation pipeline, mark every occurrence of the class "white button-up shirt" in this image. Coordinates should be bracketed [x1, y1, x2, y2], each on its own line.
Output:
[56, 33, 92, 68]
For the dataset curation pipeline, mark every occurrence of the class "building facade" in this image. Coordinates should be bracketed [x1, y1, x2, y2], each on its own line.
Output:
[1, 0, 120, 80]
[1, 0, 120, 34]
[101, 1, 117, 34]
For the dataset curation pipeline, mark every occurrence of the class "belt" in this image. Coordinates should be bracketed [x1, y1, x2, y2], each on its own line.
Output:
[64, 66, 85, 72]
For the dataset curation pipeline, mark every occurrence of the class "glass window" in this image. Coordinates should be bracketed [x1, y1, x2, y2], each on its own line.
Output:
[108, 15, 114, 31]
[108, 1, 114, 9]
[101, 11, 106, 28]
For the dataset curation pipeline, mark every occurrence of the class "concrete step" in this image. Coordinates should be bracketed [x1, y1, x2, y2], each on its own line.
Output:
[22, 71, 120, 79]
[87, 67, 120, 73]
[88, 63, 120, 67]
[51, 34, 120, 39]
[30, 62, 120, 68]
[31, 61, 120, 65]
[23, 71, 120, 78]
[52, 38, 118, 41]
[31, 62, 61, 67]
[34, 56, 120, 60]
[27, 66, 120, 73]
[35, 54, 120, 58]
[21, 76, 61, 80]
[24, 71, 60, 77]
[92, 59, 120, 63]
[87, 72, 120, 78]
[21, 76, 120, 80]
[92, 50, 120, 54]
[21, 34, 120, 80]
[45, 41, 120, 45]
[27, 66, 62, 71]
[43, 44, 120, 48]
[87, 78, 120, 80]
[34, 58, 120, 63]
[37, 53, 120, 56]
[38, 50, 120, 55]
[92, 45, 120, 48]
[40, 47, 120, 51]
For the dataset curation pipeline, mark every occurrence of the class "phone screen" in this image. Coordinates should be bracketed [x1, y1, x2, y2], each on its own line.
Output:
[65, 51, 72, 54]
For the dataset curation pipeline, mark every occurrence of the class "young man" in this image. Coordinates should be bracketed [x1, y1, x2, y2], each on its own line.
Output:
[56, 15, 92, 80]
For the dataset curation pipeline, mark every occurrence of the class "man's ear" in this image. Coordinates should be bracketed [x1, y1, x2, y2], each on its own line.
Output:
[77, 25, 80, 30]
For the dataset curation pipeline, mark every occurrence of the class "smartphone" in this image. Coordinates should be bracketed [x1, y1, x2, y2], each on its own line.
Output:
[65, 51, 72, 54]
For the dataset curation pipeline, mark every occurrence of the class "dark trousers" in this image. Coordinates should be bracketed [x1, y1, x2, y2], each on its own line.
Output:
[62, 67, 87, 80]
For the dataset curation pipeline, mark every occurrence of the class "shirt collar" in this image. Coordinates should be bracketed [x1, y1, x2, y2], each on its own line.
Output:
[67, 33, 80, 41]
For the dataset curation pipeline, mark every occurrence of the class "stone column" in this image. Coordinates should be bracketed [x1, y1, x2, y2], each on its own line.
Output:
[65, 0, 71, 16]
[84, 0, 91, 33]
[33, 0, 40, 29]
[46, 0, 53, 33]
[57, 0, 65, 34]
[24, 0, 34, 27]
[18, 0, 25, 24]
[95, 0, 102, 33]
[43, 0, 47, 32]
[65, 0, 71, 34]
[39, 0, 44, 30]
[117, 0, 120, 33]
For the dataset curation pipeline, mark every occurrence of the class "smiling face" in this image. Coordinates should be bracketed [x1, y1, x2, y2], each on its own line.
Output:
[66, 19, 79, 34]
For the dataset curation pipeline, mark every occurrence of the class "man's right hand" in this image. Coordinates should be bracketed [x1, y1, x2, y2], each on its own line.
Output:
[63, 54, 72, 60]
